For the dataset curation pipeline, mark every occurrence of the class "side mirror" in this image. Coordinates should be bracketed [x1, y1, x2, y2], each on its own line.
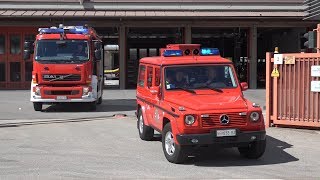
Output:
[240, 82, 248, 91]
[23, 50, 31, 60]
[24, 41, 34, 54]
[150, 86, 160, 95]
[94, 49, 102, 61]
[94, 41, 102, 50]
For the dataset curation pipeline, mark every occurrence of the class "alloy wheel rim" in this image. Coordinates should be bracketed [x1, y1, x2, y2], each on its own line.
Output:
[165, 131, 175, 156]
[139, 115, 144, 134]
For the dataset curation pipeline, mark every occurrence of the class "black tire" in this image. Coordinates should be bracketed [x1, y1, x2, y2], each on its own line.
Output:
[162, 123, 187, 164]
[238, 140, 266, 159]
[33, 102, 42, 111]
[97, 96, 102, 105]
[137, 109, 154, 141]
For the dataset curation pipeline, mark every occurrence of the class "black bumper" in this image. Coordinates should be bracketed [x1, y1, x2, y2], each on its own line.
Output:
[176, 130, 266, 146]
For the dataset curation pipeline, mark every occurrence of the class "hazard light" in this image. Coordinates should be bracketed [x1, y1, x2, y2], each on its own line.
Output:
[163, 50, 183, 57]
[200, 48, 220, 56]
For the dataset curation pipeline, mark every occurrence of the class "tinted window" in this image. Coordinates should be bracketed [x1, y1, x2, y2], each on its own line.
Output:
[10, 62, 21, 82]
[147, 66, 153, 88]
[138, 65, 145, 87]
[10, 35, 21, 54]
[0, 63, 5, 81]
[0, 35, 5, 54]
[165, 65, 237, 90]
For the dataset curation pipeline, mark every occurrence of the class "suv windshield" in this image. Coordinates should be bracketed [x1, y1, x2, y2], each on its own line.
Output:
[35, 40, 89, 62]
[165, 65, 238, 90]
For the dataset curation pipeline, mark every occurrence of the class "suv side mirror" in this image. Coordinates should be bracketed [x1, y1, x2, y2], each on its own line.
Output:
[240, 82, 248, 91]
[23, 50, 31, 60]
[94, 49, 102, 61]
[94, 41, 101, 50]
[150, 86, 160, 95]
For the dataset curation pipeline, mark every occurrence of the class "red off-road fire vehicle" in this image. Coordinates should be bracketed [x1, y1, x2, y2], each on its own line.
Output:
[24, 25, 104, 111]
[136, 44, 266, 163]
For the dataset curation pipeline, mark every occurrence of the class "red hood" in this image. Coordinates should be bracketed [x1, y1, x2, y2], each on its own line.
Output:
[165, 91, 248, 111]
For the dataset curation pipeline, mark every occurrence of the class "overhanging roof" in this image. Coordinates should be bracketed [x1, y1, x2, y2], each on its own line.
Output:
[0, 10, 307, 18]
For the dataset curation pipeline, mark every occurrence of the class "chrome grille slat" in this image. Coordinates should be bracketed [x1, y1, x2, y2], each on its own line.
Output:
[43, 74, 81, 81]
[201, 112, 247, 127]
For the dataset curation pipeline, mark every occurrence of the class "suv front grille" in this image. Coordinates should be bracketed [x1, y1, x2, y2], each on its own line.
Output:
[201, 112, 247, 128]
[43, 74, 81, 82]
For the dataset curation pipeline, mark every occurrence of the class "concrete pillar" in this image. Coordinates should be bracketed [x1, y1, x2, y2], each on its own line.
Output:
[184, 25, 192, 44]
[119, 25, 126, 89]
[249, 25, 257, 89]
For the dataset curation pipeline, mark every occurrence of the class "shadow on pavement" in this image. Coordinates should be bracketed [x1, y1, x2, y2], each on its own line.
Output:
[43, 99, 136, 113]
[182, 135, 298, 166]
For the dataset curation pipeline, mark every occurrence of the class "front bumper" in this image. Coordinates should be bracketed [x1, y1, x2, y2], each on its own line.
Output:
[30, 93, 96, 103]
[176, 130, 266, 146]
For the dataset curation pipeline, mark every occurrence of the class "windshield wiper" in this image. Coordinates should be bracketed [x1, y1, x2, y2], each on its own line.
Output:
[174, 87, 196, 94]
[200, 85, 223, 93]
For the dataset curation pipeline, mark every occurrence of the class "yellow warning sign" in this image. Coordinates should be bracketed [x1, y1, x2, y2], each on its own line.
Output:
[271, 68, 280, 77]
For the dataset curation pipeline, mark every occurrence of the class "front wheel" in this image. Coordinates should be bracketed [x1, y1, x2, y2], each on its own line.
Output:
[162, 123, 187, 164]
[97, 96, 102, 105]
[238, 140, 266, 159]
[33, 102, 42, 111]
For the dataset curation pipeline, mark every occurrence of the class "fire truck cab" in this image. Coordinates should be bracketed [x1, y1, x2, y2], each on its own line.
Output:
[136, 44, 266, 164]
[24, 25, 104, 111]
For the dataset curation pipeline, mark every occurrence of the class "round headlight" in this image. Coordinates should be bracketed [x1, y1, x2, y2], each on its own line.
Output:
[185, 115, 195, 125]
[250, 112, 260, 122]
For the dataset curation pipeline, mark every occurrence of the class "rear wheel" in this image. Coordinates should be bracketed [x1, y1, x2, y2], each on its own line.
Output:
[238, 140, 266, 159]
[33, 102, 42, 111]
[162, 123, 188, 164]
[138, 109, 154, 141]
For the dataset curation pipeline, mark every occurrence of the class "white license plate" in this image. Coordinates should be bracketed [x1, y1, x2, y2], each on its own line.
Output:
[56, 96, 67, 100]
[216, 129, 237, 137]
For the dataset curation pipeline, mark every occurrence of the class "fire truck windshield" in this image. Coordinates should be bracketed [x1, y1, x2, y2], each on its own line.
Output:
[165, 65, 238, 90]
[35, 40, 89, 62]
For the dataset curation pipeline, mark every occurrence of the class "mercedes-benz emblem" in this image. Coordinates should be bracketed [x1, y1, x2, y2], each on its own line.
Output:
[220, 114, 229, 125]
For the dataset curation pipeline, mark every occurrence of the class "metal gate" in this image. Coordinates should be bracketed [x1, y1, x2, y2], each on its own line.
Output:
[266, 25, 320, 128]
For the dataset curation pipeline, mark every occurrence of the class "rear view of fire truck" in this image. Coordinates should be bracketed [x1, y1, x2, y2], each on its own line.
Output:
[24, 25, 104, 111]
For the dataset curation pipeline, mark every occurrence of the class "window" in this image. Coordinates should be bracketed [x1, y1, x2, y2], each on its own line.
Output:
[0, 63, 5, 82]
[165, 65, 237, 90]
[0, 35, 5, 54]
[25, 62, 32, 81]
[138, 65, 145, 87]
[155, 67, 160, 86]
[35, 40, 89, 61]
[10, 35, 21, 54]
[147, 66, 153, 88]
[10, 62, 21, 82]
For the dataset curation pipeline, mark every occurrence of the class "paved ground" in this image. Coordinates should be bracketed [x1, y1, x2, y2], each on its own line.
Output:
[0, 116, 319, 179]
[0, 89, 265, 122]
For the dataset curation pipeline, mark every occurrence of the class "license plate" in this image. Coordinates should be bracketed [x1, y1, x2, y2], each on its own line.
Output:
[56, 96, 67, 100]
[216, 129, 237, 137]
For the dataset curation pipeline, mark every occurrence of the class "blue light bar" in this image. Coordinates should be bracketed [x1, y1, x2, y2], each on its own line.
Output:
[200, 48, 220, 56]
[39, 28, 64, 34]
[163, 50, 183, 57]
[38, 26, 89, 35]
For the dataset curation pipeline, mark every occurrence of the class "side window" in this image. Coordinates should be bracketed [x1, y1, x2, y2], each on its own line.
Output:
[147, 66, 153, 88]
[155, 67, 160, 86]
[138, 65, 145, 87]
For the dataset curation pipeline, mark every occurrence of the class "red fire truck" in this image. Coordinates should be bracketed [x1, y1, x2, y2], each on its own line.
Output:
[24, 25, 104, 111]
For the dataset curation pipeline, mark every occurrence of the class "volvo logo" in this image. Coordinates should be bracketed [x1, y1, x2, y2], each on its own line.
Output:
[220, 114, 229, 125]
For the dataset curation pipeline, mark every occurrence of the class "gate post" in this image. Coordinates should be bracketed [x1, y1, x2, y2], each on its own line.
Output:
[265, 52, 272, 127]
[317, 24, 320, 53]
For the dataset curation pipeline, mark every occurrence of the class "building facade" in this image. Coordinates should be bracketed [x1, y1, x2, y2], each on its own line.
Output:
[0, 0, 318, 89]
